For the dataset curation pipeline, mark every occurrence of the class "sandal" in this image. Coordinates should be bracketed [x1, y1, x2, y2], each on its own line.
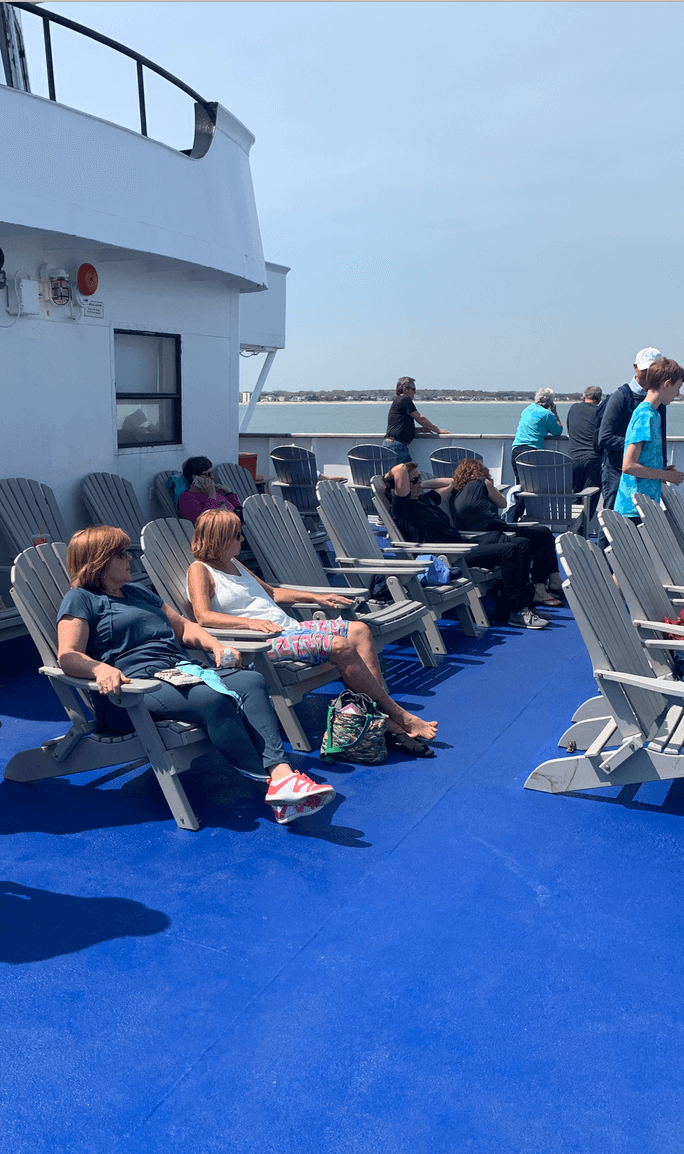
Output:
[385, 731, 435, 758]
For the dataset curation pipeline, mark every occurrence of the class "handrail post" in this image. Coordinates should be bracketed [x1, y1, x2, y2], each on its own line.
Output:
[136, 59, 147, 136]
[42, 14, 55, 101]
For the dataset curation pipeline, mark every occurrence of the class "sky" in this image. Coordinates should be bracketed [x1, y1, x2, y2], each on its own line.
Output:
[18, 2, 684, 393]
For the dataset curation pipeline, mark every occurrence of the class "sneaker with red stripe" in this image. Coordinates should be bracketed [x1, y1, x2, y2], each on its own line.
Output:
[265, 771, 335, 811]
[271, 796, 328, 825]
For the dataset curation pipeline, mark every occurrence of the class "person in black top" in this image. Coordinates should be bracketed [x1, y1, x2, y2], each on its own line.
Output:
[596, 347, 666, 550]
[449, 458, 564, 607]
[566, 385, 603, 519]
[383, 377, 450, 463]
[383, 461, 549, 629]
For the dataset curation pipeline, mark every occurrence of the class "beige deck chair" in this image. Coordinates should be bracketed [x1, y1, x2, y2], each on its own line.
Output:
[82, 472, 150, 583]
[3, 542, 220, 831]
[140, 518, 344, 753]
[316, 478, 489, 644]
[525, 530, 684, 794]
[369, 475, 502, 597]
[242, 493, 439, 669]
[0, 476, 70, 640]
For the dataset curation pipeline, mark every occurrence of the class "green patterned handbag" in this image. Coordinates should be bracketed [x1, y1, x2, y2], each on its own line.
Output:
[320, 690, 388, 765]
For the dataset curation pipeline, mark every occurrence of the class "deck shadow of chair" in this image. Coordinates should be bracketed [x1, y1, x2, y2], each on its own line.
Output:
[81, 471, 151, 584]
[268, 445, 331, 551]
[525, 530, 684, 795]
[241, 492, 440, 670]
[368, 474, 502, 603]
[140, 517, 345, 753]
[0, 476, 70, 641]
[660, 486, 684, 556]
[3, 542, 221, 831]
[347, 444, 398, 515]
[514, 450, 598, 537]
[429, 446, 483, 477]
[316, 478, 489, 646]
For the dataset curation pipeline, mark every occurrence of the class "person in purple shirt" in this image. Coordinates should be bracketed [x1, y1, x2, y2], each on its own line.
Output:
[177, 456, 241, 525]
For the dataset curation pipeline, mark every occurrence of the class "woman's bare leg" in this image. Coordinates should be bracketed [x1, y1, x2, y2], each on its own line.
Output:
[329, 622, 437, 741]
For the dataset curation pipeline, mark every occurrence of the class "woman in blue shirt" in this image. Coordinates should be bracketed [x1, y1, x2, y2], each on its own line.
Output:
[615, 358, 684, 519]
[511, 388, 563, 482]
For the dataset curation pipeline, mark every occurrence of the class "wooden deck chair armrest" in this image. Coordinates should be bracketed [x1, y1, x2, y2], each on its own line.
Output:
[39, 666, 158, 694]
[320, 566, 387, 577]
[270, 583, 348, 594]
[663, 584, 684, 594]
[388, 540, 479, 554]
[643, 640, 684, 650]
[575, 486, 600, 497]
[597, 668, 684, 699]
[633, 618, 684, 637]
[203, 628, 277, 647]
[336, 557, 428, 575]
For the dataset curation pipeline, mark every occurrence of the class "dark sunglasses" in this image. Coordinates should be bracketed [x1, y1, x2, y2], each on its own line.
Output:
[410, 474, 422, 484]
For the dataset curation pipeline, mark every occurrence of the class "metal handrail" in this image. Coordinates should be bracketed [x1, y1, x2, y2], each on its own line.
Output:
[11, 2, 214, 140]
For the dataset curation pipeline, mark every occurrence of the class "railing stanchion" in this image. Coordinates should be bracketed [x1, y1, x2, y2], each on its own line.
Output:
[42, 14, 55, 101]
[136, 59, 147, 136]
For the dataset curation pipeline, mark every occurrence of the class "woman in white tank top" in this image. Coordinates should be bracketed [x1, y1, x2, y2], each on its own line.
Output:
[186, 509, 438, 752]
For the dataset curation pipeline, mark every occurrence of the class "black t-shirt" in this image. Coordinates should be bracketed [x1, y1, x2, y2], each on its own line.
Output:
[566, 401, 600, 459]
[386, 395, 418, 444]
[450, 479, 502, 531]
[391, 490, 463, 543]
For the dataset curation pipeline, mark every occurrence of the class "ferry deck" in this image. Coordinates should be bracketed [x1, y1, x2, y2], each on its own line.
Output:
[2, 583, 683, 1154]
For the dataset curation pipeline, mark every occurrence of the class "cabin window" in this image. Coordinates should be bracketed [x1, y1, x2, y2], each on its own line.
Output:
[114, 330, 181, 448]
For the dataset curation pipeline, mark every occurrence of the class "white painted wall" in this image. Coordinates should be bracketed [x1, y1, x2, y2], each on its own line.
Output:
[240, 262, 289, 351]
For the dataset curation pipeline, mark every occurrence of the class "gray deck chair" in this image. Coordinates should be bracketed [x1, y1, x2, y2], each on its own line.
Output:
[317, 478, 489, 644]
[430, 446, 483, 477]
[242, 493, 439, 668]
[0, 476, 68, 639]
[515, 450, 598, 536]
[154, 470, 180, 518]
[214, 461, 259, 504]
[347, 444, 397, 514]
[632, 492, 684, 591]
[369, 474, 502, 597]
[525, 530, 684, 794]
[269, 445, 330, 549]
[3, 542, 219, 831]
[660, 486, 684, 556]
[81, 472, 150, 583]
[141, 517, 344, 753]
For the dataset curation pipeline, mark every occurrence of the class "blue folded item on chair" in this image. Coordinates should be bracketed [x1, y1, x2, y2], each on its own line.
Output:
[416, 554, 452, 585]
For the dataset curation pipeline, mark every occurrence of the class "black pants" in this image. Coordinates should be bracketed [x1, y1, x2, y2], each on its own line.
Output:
[597, 458, 622, 551]
[503, 523, 558, 584]
[511, 444, 536, 484]
[466, 537, 533, 619]
[572, 454, 602, 525]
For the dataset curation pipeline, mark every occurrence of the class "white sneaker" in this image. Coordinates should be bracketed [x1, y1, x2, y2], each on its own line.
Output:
[508, 607, 549, 630]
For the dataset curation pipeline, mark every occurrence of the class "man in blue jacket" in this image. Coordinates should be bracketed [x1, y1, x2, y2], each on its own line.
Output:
[596, 347, 666, 549]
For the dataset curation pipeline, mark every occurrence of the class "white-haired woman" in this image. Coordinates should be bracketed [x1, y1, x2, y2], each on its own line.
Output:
[510, 388, 563, 483]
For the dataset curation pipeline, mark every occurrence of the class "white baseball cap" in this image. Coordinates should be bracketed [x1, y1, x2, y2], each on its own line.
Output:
[634, 347, 662, 370]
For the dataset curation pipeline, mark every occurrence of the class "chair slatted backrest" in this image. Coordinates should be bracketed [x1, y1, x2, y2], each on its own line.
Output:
[430, 447, 483, 477]
[515, 449, 575, 525]
[370, 475, 409, 544]
[82, 472, 145, 541]
[556, 531, 667, 735]
[317, 479, 384, 563]
[154, 471, 179, 518]
[242, 494, 329, 587]
[141, 519, 195, 617]
[0, 478, 68, 554]
[633, 493, 684, 587]
[598, 507, 677, 681]
[661, 486, 684, 555]
[10, 542, 69, 667]
[214, 462, 259, 504]
[269, 445, 319, 515]
[347, 444, 397, 514]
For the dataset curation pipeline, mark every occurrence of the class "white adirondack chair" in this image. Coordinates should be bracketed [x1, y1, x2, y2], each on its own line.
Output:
[514, 450, 598, 536]
[81, 472, 150, 583]
[4, 542, 222, 831]
[525, 530, 684, 794]
[241, 493, 440, 669]
[316, 478, 489, 643]
[140, 517, 346, 753]
[214, 462, 259, 504]
[0, 476, 70, 640]
[369, 474, 502, 597]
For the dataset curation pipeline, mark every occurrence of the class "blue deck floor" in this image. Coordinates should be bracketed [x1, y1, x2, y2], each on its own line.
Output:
[2, 605, 684, 1154]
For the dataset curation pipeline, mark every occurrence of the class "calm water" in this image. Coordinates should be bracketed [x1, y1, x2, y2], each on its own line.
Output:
[240, 401, 684, 437]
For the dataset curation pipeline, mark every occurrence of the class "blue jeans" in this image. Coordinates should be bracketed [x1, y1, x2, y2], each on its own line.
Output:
[383, 438, 412, 464]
